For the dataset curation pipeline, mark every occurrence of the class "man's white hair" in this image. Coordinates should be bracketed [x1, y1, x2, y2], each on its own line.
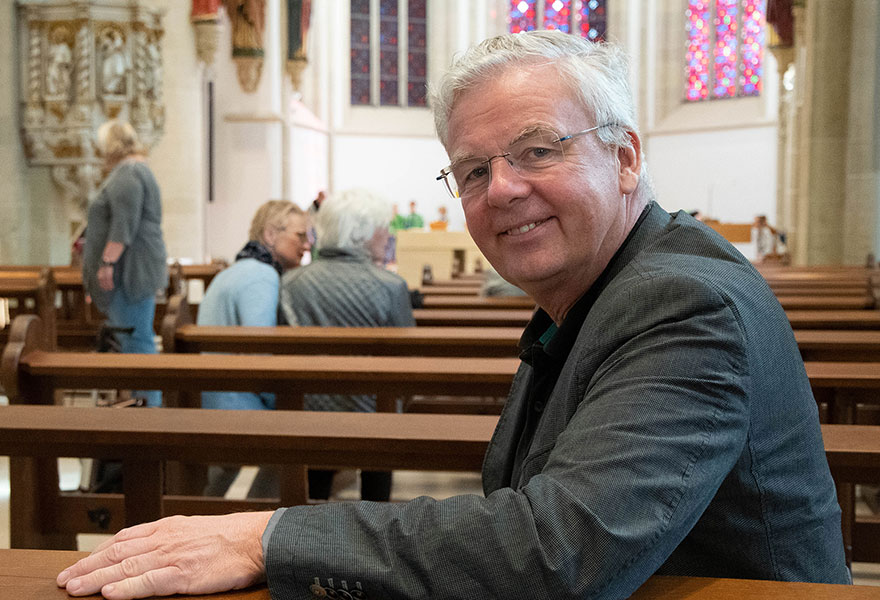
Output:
[315, 188, 392, 251]
[429, 31, 639, 161]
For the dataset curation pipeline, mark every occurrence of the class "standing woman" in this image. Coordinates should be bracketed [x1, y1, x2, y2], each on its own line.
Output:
[83, 120, 167, 407]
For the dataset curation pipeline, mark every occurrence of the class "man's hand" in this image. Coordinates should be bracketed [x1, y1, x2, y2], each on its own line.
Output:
[57, 512, 273, 600]
[97, 264, 115, 291]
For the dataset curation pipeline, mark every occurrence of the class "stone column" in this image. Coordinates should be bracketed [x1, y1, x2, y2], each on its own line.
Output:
[791, 0, 854, 264]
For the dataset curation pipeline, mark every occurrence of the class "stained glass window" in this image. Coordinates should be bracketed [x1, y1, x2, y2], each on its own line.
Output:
[350, 0, 428, 108]
[510, 0, 537, 33]
[350, 0, 371, 105]
[544, 0, 571, 33]
[685, 0, 765, 102]
[578, 0, 606, 41]
[508, 0, 605, 40]
[407, 0, 428, 106]
[379, 0, 399, 105]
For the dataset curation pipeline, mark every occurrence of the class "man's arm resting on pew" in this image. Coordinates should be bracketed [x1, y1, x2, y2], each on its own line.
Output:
[58, 512, 273, 599]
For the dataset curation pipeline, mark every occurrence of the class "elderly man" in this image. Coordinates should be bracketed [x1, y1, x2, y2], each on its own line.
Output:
[58, 32, 848, 600]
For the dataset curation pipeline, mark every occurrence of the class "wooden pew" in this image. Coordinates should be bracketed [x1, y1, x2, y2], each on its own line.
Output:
[421, 295, 537, 309]
[413, 308, 535, 327]
[1, 317, 518, 413]
[0, 405, 495, 549]
[413, 308, 880, 330]
[2, 403, 880, 564]
[0, 268, 57, 351]
[7, 549, 880, 600]
[796, 330, 880, 362]
[787, 310, 880, 330]
[775, 295, 876, 310]
[165, 324, 524, 357]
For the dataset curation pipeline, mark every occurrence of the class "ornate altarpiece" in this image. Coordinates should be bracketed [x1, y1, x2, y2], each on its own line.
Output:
[17, 0, 165, 237]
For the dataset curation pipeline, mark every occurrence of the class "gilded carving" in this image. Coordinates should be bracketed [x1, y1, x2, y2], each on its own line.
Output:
[16, 0, 165, 240]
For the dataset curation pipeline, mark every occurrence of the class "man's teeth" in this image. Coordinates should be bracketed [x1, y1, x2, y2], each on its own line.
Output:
[506, 220, 542, 236]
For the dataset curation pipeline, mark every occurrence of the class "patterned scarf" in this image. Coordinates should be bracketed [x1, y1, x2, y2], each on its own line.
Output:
[235, 241, 283, 275]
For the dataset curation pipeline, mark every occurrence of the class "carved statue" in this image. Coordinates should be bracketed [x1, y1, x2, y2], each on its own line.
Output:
[224, 0, 265, 92]
[225, 0, 265, 52]
[46, 26, 73, 98]
[99, 28, 128, 95]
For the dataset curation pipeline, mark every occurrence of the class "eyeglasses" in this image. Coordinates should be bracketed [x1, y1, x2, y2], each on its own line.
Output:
[436, 124, 615, 200]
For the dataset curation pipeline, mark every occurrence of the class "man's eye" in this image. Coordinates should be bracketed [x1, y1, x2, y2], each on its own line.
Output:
[465, 165, 489, 181]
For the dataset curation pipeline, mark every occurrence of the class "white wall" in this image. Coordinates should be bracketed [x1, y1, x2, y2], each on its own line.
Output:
[647, 125, 778, 221]
[331, 135, 459, 230]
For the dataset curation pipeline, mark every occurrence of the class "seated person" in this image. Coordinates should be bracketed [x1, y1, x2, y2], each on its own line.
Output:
[198, 200, 309, 497]
[58, 32, 848, 600]
[280, 188, 414, 501]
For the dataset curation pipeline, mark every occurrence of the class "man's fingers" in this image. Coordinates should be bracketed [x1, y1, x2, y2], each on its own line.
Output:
[100, 566, 186, 600]
[57, 534, 158, 589]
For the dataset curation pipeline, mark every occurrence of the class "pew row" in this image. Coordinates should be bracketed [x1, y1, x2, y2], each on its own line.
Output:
[0, 405, 495, 549]
[2, 403, 880, 563]
[7, 549, 880, 600]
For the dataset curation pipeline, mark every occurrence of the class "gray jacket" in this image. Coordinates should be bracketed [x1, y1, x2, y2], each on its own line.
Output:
[280, 247, 414, 412]
[265, 204, 848, 599]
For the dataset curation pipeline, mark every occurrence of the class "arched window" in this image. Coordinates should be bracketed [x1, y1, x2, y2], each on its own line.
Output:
[508, 0, 607, 41]
[350, 0, 428, 107]
[685, 0, 765, 101]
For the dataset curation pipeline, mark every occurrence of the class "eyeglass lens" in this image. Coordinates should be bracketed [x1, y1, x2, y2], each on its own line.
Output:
[444, 129, 565, 199]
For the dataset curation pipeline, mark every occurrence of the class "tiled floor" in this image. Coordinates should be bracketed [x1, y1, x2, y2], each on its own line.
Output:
[1, 393, 878, 585]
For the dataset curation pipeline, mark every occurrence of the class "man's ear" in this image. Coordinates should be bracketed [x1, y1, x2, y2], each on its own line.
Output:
[617, 130, 642, 195]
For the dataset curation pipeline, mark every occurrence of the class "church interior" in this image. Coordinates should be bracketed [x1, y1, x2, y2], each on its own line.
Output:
[3, 0, 880, 593]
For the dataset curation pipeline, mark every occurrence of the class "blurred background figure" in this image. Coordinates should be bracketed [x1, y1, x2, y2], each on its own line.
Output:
[280, 188, 414, 501]
[753, 214, 783, 262]
[402, 199, 424, 230]
[199, 199, 309, 497]
[83, 119, 167, 407]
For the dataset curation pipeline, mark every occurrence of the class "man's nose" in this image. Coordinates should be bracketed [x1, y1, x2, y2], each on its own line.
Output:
[486, 154, 529, 207]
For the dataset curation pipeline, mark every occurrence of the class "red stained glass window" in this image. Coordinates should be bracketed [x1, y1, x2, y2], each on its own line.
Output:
[685, 0, 765, 101]
[509, 0, 537, 33]
[543, 0, 571, 33]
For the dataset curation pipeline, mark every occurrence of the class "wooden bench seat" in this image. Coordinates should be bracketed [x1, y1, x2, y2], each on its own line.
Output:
[7, 548, 880, 600]
[2, 403, 879, 562]
[166, 324, 525, 357]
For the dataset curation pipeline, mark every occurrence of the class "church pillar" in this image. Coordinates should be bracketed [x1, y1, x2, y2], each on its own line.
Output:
[790, 0, 860, 264]
[841, 0, 880, 263]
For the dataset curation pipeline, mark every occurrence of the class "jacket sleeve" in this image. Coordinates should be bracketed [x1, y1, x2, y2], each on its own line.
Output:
[265, 274, 751, 600]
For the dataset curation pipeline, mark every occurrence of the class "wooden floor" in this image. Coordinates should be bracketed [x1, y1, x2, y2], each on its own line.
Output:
[0, 393, 877, 586]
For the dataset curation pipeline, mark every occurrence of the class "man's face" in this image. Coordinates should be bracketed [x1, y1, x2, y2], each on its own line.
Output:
[273, 213, 310, 271]
[446, 63, 636, 300]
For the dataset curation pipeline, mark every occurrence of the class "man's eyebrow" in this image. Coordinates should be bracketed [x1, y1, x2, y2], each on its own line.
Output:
[447, 124, 558, 164]
[510, 124, 558, 144]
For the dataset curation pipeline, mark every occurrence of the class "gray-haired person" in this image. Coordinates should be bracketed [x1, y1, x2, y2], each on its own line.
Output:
[279, 188, 415, 502]
[59, 31, 848, 600]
